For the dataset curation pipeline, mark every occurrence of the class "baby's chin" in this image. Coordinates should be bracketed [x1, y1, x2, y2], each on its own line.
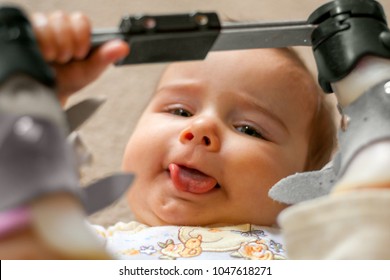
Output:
[129, 195, 280, 227]
[134, 208, 216, 227]
[137, 209, 262, 227]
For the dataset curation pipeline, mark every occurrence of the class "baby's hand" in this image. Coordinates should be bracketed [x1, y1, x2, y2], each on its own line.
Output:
[31, 11, 129, 104]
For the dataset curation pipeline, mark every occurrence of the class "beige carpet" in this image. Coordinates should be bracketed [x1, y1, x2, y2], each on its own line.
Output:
[10, 0, 390, 226]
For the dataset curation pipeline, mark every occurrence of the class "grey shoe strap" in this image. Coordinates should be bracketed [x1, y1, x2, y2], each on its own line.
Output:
[0, 115, 81, 211]
[269, 79, 390, 204]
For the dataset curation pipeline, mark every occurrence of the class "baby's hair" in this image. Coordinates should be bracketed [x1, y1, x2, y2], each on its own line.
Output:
[279, 48, 338, 171]
[305, 92, 337, 170]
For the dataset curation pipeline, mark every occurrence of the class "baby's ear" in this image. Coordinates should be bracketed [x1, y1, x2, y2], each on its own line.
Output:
[268, 160, 337, 204]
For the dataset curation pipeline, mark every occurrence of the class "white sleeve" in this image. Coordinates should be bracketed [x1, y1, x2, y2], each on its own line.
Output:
[278, 190, 390, 259]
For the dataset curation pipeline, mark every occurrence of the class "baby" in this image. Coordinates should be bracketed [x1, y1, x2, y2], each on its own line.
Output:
[122, 48, 336, 228]
[106, 47, 337, 259]
[0, 11, 336, 259]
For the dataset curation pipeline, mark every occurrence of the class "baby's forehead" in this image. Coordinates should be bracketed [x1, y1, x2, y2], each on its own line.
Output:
[161, 49, 308, 77]
[157, 49, 318, 105]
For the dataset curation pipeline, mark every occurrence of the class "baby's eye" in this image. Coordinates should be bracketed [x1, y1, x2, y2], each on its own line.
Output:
[170, 108, 193, 117]
[236, 125, 264, 139]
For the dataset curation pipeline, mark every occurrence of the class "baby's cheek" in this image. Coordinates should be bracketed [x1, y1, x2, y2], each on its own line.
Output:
[122, 135, 158, 173]
[121, 139, 141, 172]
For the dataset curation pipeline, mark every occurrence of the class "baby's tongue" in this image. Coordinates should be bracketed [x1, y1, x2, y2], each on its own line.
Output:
[169, 163, 217, 194]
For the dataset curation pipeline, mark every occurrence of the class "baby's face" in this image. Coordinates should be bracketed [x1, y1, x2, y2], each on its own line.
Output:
[123, 49, 318, 226]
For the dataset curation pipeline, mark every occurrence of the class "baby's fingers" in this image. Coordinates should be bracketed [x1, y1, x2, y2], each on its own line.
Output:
[32, 12, 57, 61]
[69, 12, 91, 60]
[32, 11, 91, 64]
[48, 11, 75, 63]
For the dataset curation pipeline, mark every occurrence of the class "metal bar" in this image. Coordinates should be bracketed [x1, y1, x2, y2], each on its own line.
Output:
[91, 15, 316, 64]
[211, 21, 315, 51]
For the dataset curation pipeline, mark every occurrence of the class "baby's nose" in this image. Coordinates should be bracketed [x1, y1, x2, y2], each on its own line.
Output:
[179, 118, 220, 152]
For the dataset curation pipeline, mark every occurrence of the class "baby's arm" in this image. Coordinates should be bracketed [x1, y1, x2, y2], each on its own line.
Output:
[31, 11, 129, 104]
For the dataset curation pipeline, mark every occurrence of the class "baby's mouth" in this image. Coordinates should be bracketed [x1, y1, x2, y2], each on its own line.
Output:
[168, 163, 218, 194]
